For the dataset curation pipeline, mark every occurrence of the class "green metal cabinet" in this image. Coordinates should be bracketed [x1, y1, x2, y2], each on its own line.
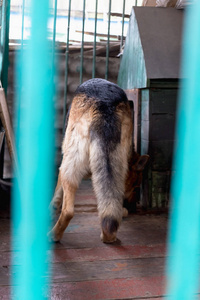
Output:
[118, 7, 184, 209]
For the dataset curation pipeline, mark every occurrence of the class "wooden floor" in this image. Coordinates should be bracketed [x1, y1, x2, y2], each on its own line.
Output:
[0, 180, 168, 299]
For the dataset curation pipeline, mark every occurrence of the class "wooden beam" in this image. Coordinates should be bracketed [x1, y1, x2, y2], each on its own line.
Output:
[110, 12, 130, 18]
[0, 88, 16, 164]
[84, 42, 120, 56]
[75, 30, 119, 39]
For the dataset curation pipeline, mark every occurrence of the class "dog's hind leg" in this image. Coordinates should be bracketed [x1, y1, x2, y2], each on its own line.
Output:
[89, 106, 133, 243]
[49, 171, 63, 221]
[49, 115, 90, 242]
[49, 176, 77, 242]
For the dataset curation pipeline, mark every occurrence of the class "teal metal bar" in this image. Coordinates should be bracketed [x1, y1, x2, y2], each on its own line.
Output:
[0, 0, 6, 76]
[21, 0, 25, 48]
[0, 2, 2, 33]
[105, 0, 111, 80]
[0, 0, 11, 95]
[166, 2, 200, 299]
[52, 0, 58, 68]
[12, 0, 54, 299]
[92, 0, 98, 78]
[63, 0, 72, 132]
[80, 0, 86, 84]
[120, 0, 126, 50]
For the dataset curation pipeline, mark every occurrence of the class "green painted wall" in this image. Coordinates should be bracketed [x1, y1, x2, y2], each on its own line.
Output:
[118, 8, 147, 89]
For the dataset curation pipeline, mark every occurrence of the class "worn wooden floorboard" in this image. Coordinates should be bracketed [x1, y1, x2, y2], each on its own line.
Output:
[0, 180, 169, 299]
[49, 277, 166, 300]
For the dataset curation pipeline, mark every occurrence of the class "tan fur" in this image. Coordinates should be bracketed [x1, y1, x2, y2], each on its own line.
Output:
[48, 84, 148, 243]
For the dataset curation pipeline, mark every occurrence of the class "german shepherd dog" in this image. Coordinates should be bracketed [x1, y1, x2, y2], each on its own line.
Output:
[49, 78, 149, 243]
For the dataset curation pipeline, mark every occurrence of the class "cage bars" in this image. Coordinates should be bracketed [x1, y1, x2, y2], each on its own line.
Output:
[80, 0, 86, 84]
[63, 0, 72, 131]
[105, 0, 112, 80]
[92, 0, 98, 78]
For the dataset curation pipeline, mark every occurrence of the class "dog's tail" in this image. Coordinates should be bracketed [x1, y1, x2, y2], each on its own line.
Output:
[89, 127, 131, 242]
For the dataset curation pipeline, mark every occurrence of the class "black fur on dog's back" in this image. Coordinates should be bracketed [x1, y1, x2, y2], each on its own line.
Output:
[75, 78, 129, 152]
[75, 78, 128, 104]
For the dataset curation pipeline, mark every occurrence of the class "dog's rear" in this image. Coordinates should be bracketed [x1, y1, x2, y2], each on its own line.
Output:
[49, 79, 133, 243]
[87, 80, 133, 242]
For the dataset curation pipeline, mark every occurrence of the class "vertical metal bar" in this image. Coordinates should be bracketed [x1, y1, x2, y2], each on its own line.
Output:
[105, 0, 111, 80]
[0, 131, 5, 179]
[0, 1, 2, 33]
[120, 0, 126, 51]
[0, 0, 6, 75]
[0, 0, 11, 176]
[1, 0, 11, 96]
[52, 0, 58, 68]
[12, 0, 54, 299]
[21, 0, 25, 48]
[166, 2, 200, 299]
[80, 0, 86, 84]
[135, 0, 138, 6]
[92, 0, 98, 78]
[63, 0, 72, 132]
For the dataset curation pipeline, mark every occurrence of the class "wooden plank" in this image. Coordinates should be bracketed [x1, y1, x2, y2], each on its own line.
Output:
[0, 244, 166, 267]
[52, 216, 167, 250]
[150, 89, 177, 114]
[75, 30, 118, 39]
[141, 139, 149, 156]
[52, 244, 166, 263]
[0, 131, 5, 151]
[149, 140, 175, 170]
[110, 12, 130, 18]
[0, 88, 16, 164]
[8, 213, 168, 251]
[0, 256, 166, 286]
[150, 115, 176, 141]
[0, 287, 10, 299]
[125, 89, 140, 152]
[49, 277, 166, 300]
[0, 263, 10, 285]
[50, 257, 165, 283]
[151, 171, 171, 208]
[84, 43, 121, 57]
[141, 93, 149, 121]
[0, 131, 5, 178]
[0, 278, 166, 300]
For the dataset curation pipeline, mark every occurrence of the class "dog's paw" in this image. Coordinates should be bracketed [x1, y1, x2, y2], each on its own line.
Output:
[100, 232, 117, 244]
[122, 207, 128, 218]
[47, 229, 61, 243]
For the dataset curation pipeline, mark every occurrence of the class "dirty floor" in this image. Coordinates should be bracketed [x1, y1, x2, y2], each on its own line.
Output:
[0, 180, 168, 299]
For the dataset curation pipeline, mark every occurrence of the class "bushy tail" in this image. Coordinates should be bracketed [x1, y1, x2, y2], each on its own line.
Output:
[89, 138, 128, 242]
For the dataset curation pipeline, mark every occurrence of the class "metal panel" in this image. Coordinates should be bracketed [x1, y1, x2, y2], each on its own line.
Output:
[118, 8, 147, 89]
[134, 7, 184, 80]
